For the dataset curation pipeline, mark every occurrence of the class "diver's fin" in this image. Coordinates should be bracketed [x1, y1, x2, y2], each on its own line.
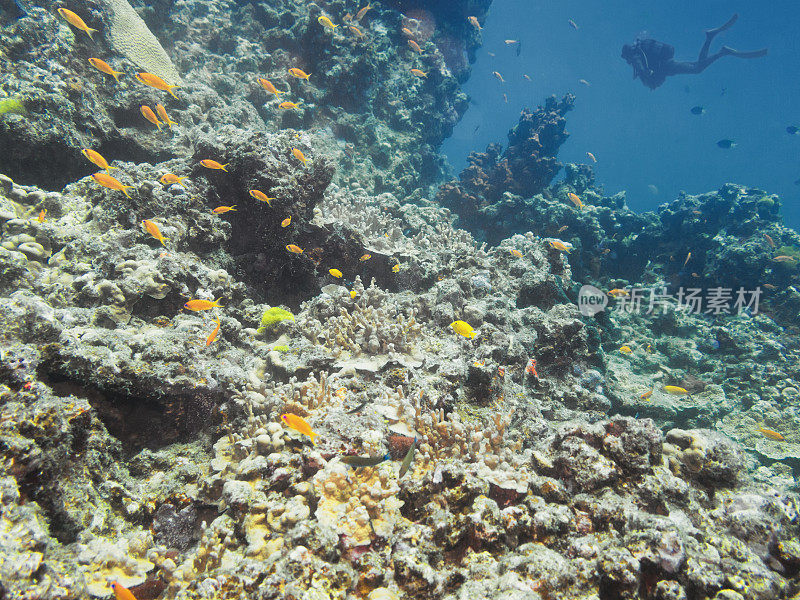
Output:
[720, 46, 768, 59]
[706, 13, 738, 37]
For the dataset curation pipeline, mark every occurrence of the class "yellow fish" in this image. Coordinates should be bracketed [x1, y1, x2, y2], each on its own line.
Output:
[619, 345, 633, 354]
[329, 268, 343, 278]
[57, 8, 97, 39]
[392, 263, 400, 273]
[142, 219, 167, 246]
[140, 105, 162, 130]
[282, 413, 318, 443]
[200, 159, 229, 171]
[37, 209, 47, 223]
[249, 189, 274, 204]
[206, 317, 221, 346]
[111, 581, 138, 600]
[212, 205, 237, 214]
[81, 148, 115, 172]
[410, 68, 427, 78]
[359, 253, 371, 261]
[350, 290, 357, 299]
[184, 298, 222, 311]
[281, 216, 291, 227]
[549, 240, 573, 253]
[258, 78, 283, 95]
[510, 249, 523, 258]
[155, 103, 177, 128]
[160, 173, 187, 185]
[88, 58, 123, 81]
[450, 320, 476, 339]
[135, 72, 180, 99]
[292, 148, 307, 164]
[91, 172, 133, 198]
[663, 385, 689, 396]
[286, 244, 303, 254]
[567, 192, 583, 210]
[279, 101, 301, 109]
[318, 15, 337, 30]
[288, 67, 311, 80]
[758, 426, 785, 441]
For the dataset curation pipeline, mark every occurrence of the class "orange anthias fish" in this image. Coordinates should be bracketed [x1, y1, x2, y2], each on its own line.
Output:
[764, 233, 776, 248]
[401, 27, 414, 37]
[91, 173, 133, 198]
[81, 148, 116, 172]
[206, 317, 221, 346]
[160, 173, 187, 185]
[111, 581, 138, 600]
[135, 72, 180, 99]
[510, 248, 523, 258]
[286, 244, 303, 254]
[467, 15, 481, 30]
[142, 219, 167, 246]
[282, 413, 318, 443]
[640, 389, 654, 400]
[359, 253, 371, 261]
[408, 39, 422, 53]
[410, 69, 427, 78]
[493, 71, 504, 83]
[37, 209, 47, 223]
[258, 78, 283, 95]
[184, 298, 222, 311]
[249, 189, 274, 204]
[57, 8, 97, 39]
[200, 159, 229, 171]
[683, 252, 692, 266]
[586, 152, 597, 163]
[348, 25, 364, 38]
[140, 105, 162, 130]
[773, 255, 796, 263]
[758, 426, 785, 441]
[567, 192, 583, 209]
[281, 216, 291, 227]
[88, 58, 123, 81]
[212, 205, 237, 214]
[288, 67, 311, 80]
[292, 148, 307, 164]
[607, 288, 629, 298]
[279, 101, 301, 110]
[525, 358, 538, 378]
[354, 3, 372, 21]
[155, 104, 177, 128]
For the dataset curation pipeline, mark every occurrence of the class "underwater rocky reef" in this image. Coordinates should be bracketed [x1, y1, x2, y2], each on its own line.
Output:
[2, 0, 800, 599]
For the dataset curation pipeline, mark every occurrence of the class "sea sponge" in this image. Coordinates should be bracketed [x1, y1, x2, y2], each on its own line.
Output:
[258, 307, 295, 333]
[102, 0, 181, 84]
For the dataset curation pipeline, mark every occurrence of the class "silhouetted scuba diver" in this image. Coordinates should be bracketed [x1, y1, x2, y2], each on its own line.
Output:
[621, 14, 767, 90]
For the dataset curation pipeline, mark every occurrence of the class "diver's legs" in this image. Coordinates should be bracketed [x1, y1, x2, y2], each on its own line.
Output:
[698, 13, 738, 61]
[672, 45, 768, 76]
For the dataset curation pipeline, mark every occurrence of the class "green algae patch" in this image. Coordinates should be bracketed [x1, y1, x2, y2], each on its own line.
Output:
[0, 98, 26, 116]
[272, 345, 290, 352]
[258, 307, 294, 333]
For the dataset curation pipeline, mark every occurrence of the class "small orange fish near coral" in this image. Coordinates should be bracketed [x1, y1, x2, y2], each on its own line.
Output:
[557, 225, 569, 234]
[110, 581, 138, 600]
[37, 209, 47, 223]
[206, 317, 221, 346]
[142, 219, 167, 246]
[249, 189, 274, 204]
[408, 39, 422, 53]
[607, 289, 628, 298]
[525, 358, 538, 377]
[160, 173, 187, 185]
[292, 148, 308, 164]
[619, 345, 633, 354]
[57, 8, 97, 39]
[184, 298, 222, 311]
[135, 72, 180, 99]
[82, 149, 115, 172]
[258, 78, 283, 95]
[639, 389, 653, 400]
[401, 27, 414, 37]
[758, 426, 785, 441]
[467, 15, 481, 29]
[88, 58, 123, 81]
[586, 151, 597, 163]
[567, 192, 583, 210]
[212, 205, 236, 214]
[156, 103, 177, 128]
[773, 255, 796, 263]
[392, 263, 400, 273]
[359, 253, 371, 261]
[140, 105, 162, 130]
[200, 159, 229, 171]
[764, 233, 776, 248]
[348, 25, 364, 38]
[286, 244, 303, 254]
[288, 67, 311, 80]
[279, 101, 301, 109]
[410, 69, 427, 78]
[281, 216, 291, 227]
[91, 172, 133, 198]
[354, 3, 372, 21]
[282, 413, 318, 443]
[510, 249, 523, 258]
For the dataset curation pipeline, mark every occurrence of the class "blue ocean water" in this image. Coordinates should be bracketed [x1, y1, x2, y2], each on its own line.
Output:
[443, 0, 800, 229]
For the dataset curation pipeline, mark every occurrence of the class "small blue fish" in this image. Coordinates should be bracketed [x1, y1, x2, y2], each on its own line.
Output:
[716, 139, 736, 149]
